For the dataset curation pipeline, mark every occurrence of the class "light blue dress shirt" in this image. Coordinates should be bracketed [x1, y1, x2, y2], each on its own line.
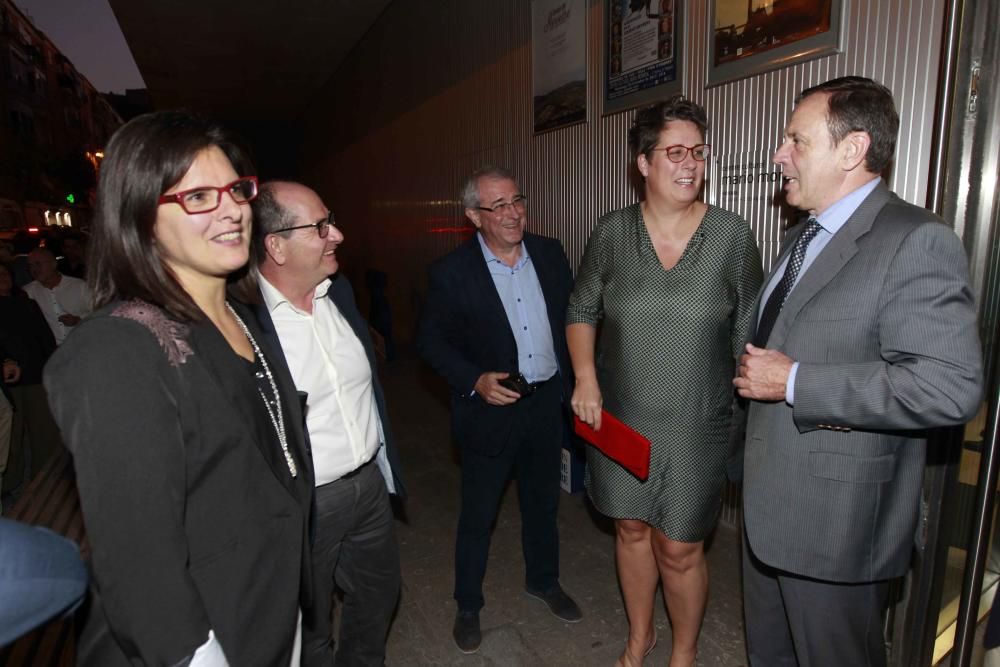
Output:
[477, 233, 559, 383]
[758, 177, 881, 404]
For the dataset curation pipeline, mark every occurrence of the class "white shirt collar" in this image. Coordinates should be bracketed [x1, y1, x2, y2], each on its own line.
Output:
[257, 273, 332, 315]
[476, 232, 529, 269]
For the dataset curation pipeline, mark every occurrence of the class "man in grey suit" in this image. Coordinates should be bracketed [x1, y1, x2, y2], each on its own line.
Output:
[734, 76, 982, 666]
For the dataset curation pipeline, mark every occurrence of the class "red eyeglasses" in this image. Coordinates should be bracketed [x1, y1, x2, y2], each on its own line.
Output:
[158, 176, 259, 214]
[651, 144, 711, 162]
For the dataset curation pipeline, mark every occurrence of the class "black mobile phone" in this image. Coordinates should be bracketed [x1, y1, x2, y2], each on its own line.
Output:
[498, 372, 533, 396]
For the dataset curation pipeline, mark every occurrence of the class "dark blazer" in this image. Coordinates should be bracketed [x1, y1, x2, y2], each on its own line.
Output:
[44, 299, 314, 666]
[0, 339, 11, 404]
[741, 182, 983, 583]
[251, 273, 406, 497]
[416, 232, 574, 456]
[0, 292, 56, 386]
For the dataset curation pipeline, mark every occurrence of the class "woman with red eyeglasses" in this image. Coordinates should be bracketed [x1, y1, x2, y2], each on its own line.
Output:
[44, 111, 314, 666]
[566, 97, 763, 667]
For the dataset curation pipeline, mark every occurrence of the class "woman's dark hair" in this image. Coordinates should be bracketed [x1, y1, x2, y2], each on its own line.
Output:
[89, 110, 254, 321]
[627, 95, 708, 163]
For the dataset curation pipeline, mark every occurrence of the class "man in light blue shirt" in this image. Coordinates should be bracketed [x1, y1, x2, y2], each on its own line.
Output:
[476, 232, 560, 385]
[417, 166, 582, 654]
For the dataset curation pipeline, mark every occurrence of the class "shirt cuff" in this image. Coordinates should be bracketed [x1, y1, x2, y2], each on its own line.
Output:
[786, 362, 799, 406]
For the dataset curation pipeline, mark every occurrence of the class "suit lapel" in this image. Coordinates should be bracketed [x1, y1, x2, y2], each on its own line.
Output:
[462, 236, 514, 335]
[523, 234, 558, 329]
[767, 182, 890, 348]
[186, 316, 281, 479]
[327, 275, 377, 370]
[238, 299, 313, 498]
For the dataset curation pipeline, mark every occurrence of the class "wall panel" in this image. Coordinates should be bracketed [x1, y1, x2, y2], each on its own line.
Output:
[302, 0, 946, 340]
[300, 0, 947, 521]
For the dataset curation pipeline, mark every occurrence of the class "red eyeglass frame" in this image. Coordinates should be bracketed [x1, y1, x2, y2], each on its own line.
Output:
[157, 176, 259, 214]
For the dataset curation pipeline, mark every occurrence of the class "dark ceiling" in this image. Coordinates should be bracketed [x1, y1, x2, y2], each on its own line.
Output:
[108, 0, 391, 124]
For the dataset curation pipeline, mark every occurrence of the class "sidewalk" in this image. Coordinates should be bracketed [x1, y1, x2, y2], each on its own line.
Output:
[380, 350, 747, 666]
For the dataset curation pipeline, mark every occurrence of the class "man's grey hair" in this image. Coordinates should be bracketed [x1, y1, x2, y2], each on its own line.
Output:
[460, 166, 518, 209]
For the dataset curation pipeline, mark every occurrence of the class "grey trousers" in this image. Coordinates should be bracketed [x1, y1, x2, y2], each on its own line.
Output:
[303, 460, 400, 667]
[742, 529, 889, 667]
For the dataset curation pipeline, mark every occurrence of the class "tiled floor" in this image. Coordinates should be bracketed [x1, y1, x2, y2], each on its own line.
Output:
[378, 350, 747, 666]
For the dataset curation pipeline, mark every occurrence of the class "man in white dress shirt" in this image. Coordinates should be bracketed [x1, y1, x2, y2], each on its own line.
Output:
[250, 181, 405, 667]
[22, 247, 90, 345]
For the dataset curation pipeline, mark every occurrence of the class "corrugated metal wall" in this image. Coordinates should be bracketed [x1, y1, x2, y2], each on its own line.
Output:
[299, 0, 947, 518]
[302, 0, 945, 331]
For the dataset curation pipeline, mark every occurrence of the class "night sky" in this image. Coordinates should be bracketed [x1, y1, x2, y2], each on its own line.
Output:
[13, 0, 144, 94]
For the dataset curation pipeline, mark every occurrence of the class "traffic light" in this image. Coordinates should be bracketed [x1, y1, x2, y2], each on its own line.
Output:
[66, 193, 75, 204]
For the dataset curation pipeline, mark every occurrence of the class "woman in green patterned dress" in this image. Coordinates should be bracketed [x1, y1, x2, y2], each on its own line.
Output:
[566, 97, 762, 667]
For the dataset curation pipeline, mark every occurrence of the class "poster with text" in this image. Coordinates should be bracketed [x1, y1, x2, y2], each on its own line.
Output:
[714, 149, 791, 272]
[532, 0, 587, 133]
[605, 0, 682, 115]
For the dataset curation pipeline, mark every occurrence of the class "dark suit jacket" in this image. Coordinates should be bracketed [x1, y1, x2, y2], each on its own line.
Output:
[0, 340, 10, 404]
[251, 273, 405, 497]
[44, 299, 315, 666]
[0, 292, 56, 405]
[741, 182, 983, 583]
[416, 233, 574, 456]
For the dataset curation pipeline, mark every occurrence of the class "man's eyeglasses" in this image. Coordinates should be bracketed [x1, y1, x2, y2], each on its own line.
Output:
[651, 144, 711, 162]
[272, 212, 335, 238]
[158, 176, 258, 214]
[475, 195, 528, 215]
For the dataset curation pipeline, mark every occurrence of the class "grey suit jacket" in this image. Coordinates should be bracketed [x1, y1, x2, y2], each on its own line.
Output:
[742, 181, 982, 583]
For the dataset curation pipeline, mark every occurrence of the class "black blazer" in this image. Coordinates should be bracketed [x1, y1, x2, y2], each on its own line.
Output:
[44, 299, 314, 666]
[416, 233, 574, 456]
[251, 273, 406, 497]
[0, 339, 10, 404]
[1, 292, 56, 405]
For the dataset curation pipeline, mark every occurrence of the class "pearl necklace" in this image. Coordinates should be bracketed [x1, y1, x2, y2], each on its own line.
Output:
[226, 303, 298, 478]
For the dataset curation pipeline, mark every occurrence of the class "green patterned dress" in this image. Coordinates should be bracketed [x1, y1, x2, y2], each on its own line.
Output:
[567, 203, 762, 541]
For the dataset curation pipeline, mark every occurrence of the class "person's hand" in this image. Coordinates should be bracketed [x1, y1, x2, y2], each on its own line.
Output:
[2, 358, 20, 384]
[58, 313, 81, 327]
[474, 372, 521, 406]
[571, 378, 603, 430]
[733, 343, 793, 401]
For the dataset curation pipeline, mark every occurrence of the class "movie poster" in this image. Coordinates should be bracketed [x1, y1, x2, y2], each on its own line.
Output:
[605, 0, 681, 114]
[532, 0, 587, 133]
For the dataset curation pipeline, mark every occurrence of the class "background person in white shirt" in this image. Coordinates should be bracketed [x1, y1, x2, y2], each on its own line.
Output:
[23, 247, 91, 344]
[249, 181, 405, 667]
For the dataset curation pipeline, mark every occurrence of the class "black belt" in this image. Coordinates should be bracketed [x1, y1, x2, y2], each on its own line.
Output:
[337, 456, 374, 482]
[522, 375, 558, 396]
[529, 376, 555, 391]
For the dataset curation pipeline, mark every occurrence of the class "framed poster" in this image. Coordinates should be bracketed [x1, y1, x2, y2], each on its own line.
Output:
[532, 0, 588, 133]
[708, 0, 845, 87]
[604, 0, 683, 115]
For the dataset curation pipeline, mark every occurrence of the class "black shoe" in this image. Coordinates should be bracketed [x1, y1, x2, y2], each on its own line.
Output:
[525, 585, 583, 623]
[453, 610, 481, 654]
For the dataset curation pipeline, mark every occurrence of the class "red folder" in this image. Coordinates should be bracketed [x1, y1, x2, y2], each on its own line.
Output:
[573, 411, 651, 481]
